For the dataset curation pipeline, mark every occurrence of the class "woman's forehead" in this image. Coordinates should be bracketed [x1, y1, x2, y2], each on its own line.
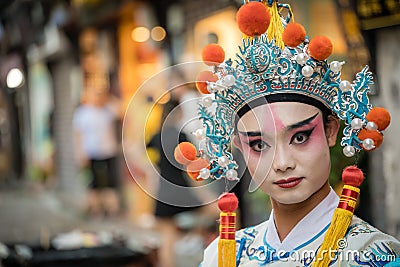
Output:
[236, 102, 321, 133]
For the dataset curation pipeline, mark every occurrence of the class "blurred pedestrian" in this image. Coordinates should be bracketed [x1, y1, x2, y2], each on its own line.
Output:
[146, 97, 201, 267]
[73, 76, 121, 218]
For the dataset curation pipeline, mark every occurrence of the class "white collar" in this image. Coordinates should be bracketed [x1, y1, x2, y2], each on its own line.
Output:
[265, 187, 339, 252]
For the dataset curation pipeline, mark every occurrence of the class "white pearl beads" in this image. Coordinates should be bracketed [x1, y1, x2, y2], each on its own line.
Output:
[362, 138, 375, 150]
[339, 80, 352, 92]
[351, 118, 364, 130]
[343, 146, 356, 157]
[218, 156, 229, 167]
[226, 169, 238, 181]
[222, 75, 236, 87]
[201, 96, 213, 107]
[366, 121, 378, 131]
[194, 128, 206, 140]
[207, 82, 217, 93]
[296, 53, 308, 65]
[330, 61, 342, 73]
[302, 65, 314, 77]
[199, 168, 210, 179]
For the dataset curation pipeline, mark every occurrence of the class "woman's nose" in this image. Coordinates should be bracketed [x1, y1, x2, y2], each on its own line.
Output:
[272, 144, 295, 172]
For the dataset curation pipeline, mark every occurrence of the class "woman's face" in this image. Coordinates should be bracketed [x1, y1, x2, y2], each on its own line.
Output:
[235, 102, 339, 205]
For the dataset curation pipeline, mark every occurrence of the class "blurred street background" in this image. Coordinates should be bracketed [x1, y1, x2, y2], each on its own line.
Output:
[0, 0, 399, 266]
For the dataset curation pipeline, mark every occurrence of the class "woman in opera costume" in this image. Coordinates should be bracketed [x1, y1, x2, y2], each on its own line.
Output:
[174, 1, 400, 266]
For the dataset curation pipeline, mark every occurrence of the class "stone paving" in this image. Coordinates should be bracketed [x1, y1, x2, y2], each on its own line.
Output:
[0, 183, 205, 267]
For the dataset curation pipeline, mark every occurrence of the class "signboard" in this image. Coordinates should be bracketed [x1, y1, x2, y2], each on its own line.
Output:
[357, 0, 400, 29]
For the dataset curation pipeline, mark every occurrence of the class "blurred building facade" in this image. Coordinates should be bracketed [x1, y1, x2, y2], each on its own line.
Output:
[353, 0, 400, 239]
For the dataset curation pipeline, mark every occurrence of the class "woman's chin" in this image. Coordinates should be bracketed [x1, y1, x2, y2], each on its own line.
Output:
[268, 189, 313, 205]
[273, 196, 309, 205]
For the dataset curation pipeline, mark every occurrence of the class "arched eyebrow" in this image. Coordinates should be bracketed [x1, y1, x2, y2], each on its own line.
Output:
[238, 112, 319, 137]
[287, 113, 319, 130]
[237, 112, 319, 137]
[237, 131, 261, 137]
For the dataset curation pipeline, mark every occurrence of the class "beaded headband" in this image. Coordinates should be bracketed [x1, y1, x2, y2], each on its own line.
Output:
[174, 0, 391, 182]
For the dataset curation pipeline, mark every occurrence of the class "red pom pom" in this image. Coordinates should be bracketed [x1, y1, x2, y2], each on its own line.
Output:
[236, 2, 271, 36]
[186, 158, 210, 181]
[196, 71, 218, 94]
[217, 193, 239, 212]
[366, 107, 391, 131]
[174, 142, 197, 165]
[201, 44, 225, 66]
[342, 166, 364, 187]
[282, 22, 306, 47]
[308, 36, 333, 61]
[358, 129, 383, 150]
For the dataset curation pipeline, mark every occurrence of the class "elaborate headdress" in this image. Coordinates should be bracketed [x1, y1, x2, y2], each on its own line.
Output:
[175, 1, 391, 266]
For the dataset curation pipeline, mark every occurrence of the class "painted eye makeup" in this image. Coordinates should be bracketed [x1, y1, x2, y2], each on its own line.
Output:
[238, 132, 271, 152]
[289, 126, 316, 145]
[248, 140, 271, 152]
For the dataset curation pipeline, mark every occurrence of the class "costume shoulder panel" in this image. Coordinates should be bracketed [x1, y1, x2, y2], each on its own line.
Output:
[200, 220, 270, 267]
[332, 216, 400, 266]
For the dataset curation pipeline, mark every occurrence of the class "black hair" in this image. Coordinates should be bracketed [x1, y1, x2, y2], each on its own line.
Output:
[234, 93, 336, 133]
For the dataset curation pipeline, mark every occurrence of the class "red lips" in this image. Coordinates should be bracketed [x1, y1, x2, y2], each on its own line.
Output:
[274, 177, 303, 188]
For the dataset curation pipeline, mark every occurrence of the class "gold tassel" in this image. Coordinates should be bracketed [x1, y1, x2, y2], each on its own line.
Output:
[217, 193, 238, 267]
[267, 1, 285, 49]
[312, 166, 364, 267]
[218, 211, 237, 267]
[218, 237, 236, 267]
[311, 206, 354, 266]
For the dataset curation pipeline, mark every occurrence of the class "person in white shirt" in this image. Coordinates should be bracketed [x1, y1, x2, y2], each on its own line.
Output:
[74, 84, 121, 217]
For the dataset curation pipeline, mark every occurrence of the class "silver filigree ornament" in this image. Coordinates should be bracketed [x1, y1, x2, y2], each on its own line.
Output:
[245, 42, 271, 74]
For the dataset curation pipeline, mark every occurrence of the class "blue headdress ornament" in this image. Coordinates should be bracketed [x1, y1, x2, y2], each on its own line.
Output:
[187, 0, 389, 182]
